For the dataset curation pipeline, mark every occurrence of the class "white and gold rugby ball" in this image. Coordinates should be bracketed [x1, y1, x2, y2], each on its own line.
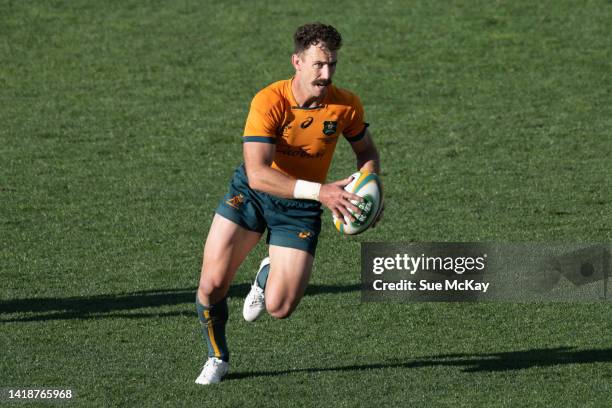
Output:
[333, 171, 383, 235]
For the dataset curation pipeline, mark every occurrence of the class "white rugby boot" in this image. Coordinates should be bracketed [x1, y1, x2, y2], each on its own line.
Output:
[195, 357, 229, 385]
[242, 257, 270, 322]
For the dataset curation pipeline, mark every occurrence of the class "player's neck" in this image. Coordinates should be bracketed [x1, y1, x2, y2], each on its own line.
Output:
[291, 78, 326, 108]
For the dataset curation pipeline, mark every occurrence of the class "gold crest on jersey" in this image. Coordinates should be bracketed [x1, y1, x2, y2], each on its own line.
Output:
[323, 121, 337, 136]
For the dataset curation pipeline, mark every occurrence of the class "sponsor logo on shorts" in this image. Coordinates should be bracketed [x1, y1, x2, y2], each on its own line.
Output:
[298, 231, 313, 239]
[226, 194, 244, 210]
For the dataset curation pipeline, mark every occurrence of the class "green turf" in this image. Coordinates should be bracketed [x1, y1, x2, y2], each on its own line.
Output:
[1, 0, 611, 406]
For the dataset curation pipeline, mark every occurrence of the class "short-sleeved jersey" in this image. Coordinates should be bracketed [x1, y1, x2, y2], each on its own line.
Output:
[243, 78, 368, 183]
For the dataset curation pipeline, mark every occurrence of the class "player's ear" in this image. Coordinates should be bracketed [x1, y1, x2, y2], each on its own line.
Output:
[291, 53, 301, 71]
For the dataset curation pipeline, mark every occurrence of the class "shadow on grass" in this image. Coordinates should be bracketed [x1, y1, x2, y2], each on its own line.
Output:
[0, 283, 360, 322]
[226, 346, 612, 378]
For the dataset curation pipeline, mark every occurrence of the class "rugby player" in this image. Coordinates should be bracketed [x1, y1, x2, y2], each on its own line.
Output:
[195, 22, 382, 384]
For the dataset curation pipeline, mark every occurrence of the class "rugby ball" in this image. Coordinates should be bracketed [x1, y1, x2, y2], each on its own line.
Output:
[333, 171, 383, 235]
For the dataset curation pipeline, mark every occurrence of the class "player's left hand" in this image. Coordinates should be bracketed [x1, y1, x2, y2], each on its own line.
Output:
[319, 176, 363, 224]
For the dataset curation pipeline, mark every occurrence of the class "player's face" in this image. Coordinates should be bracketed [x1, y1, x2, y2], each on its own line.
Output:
[294, 43, 338, 101]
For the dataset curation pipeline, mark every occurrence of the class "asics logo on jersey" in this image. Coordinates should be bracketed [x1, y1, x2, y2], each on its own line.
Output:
[226, 194, 245, 210]
[298, 231, 312, 239]
[300, 117, 314, 129]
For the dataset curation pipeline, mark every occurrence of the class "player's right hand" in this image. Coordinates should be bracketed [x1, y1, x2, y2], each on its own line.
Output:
[319, 176, 363, 224]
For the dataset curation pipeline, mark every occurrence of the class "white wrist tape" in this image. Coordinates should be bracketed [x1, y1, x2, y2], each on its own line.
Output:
[293, 180, 321, 201]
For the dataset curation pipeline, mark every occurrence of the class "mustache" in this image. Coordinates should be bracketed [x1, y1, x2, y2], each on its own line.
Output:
[313, 79, 332, 86]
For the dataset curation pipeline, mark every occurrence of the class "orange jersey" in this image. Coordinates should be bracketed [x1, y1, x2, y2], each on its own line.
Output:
[243, 79, 368, 183]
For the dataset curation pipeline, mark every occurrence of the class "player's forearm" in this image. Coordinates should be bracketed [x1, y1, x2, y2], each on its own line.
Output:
[246, 165, 297, 199]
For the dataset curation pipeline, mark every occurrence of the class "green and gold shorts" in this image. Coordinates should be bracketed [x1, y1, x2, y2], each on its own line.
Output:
[216, 164, 322, 256]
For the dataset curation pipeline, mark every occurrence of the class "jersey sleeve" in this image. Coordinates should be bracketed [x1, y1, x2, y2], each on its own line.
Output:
[342, 95, 369, 143]
[242, 90, 282, 144]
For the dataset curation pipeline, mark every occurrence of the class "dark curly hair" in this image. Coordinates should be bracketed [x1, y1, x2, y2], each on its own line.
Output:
[293, 23, 342, 54]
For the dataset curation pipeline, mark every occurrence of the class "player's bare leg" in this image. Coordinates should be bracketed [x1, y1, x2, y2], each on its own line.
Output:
[264, 245, 314, 319]
[198, 214, 261, 305]
[195, 214, 261, 385]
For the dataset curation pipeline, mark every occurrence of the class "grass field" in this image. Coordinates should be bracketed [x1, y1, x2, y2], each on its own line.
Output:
[1, 0, 611, 406]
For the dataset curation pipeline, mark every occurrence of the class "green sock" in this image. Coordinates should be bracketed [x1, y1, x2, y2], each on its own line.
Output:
[256, 263, 270, 290]
[196, 296, 229, 362]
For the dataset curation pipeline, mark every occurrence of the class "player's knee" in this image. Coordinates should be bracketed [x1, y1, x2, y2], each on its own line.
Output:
[268, 306, 294, 319]
[265, 297, 296, 319]
[198, 273, 228, 300]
